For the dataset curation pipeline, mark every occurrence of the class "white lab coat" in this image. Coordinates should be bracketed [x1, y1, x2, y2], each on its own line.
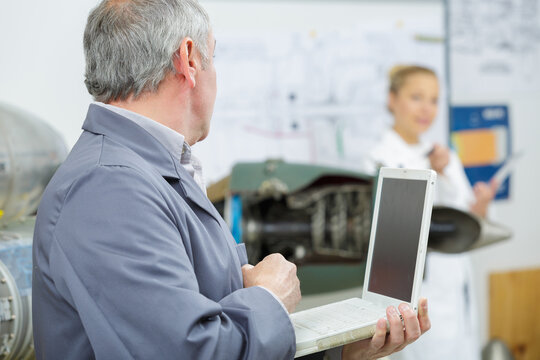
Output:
[368, 128, 481, 360]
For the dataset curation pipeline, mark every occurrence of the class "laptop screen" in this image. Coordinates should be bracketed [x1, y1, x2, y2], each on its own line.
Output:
[367, 178, 427, 302]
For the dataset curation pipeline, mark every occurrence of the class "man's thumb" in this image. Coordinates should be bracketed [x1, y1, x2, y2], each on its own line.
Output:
[241, 264, 254, 275]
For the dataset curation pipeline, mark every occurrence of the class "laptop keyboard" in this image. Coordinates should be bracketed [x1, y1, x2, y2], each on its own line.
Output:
[292, 299, 384, 336]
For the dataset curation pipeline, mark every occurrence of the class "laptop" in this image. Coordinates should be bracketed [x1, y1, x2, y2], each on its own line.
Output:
[291, 167, 437, 357]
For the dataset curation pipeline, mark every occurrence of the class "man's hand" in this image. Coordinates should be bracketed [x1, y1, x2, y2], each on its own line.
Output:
[242, 253, 301, 313]
[428, 144, 450, 174]
[341, 298, 431, 360]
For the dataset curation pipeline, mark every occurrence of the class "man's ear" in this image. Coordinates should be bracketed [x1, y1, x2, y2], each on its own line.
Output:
[174, 37, 197, 89]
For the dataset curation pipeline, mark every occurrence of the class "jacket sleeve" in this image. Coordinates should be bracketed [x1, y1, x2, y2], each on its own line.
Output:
[48, 164, 295, 360]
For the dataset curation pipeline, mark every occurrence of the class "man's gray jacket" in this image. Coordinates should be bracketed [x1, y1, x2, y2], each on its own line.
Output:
[32, 104, 295, 359]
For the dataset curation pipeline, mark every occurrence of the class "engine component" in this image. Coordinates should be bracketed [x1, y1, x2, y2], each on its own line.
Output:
[429, 206, 512, 253]
[209, 159, 513, 266]
[0, 217, 34, 359]
[0, 102, 67, 226]
[242, 183, 373, 264]
[0, 102, 67, 359]
[210, 159, 374, 265]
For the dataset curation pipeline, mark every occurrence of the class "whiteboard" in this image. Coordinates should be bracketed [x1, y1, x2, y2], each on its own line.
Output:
[198, 2, 447, 183]
[448, 0, 540, 97]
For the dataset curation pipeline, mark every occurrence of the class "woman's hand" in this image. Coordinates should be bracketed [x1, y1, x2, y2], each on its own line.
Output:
[341, 298, 431, 360]
[470, 179, 498, 218]
[428, 144, 450, 174]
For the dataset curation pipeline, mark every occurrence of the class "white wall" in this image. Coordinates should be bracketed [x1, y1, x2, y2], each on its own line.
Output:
[0, 0, 442, 149]
[204, 1, 440, 32]
[1, 0, 538, 348]
[0, 1, 95, 148]
[455, 92, 540, 345]
[447, 0, 540, 343]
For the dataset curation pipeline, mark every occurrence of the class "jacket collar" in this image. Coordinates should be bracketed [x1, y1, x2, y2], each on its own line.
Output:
[82, 104, 221, 222]
[83, 104, 180, 179]
[168, 168, 224, 225]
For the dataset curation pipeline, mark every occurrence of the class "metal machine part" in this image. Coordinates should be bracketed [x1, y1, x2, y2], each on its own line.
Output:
[482, 339, 515, 360]
[429, 206, 512, 253]
[0, 217, 34, 360]
[242, 183, 373, 264]
[0, 102, 66, 359]
[209, 160, 374, 265]
[0, 102, 67, 226]
[211, 160, 513, 266]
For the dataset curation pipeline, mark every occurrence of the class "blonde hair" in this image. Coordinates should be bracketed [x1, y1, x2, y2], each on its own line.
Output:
[388, 65, 437, 94]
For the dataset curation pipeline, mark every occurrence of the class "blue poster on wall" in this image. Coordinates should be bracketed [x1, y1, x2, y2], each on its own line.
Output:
[450, 105, 511, 200]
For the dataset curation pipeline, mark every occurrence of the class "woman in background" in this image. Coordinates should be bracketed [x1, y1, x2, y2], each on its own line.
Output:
[369, 65, 497, 359]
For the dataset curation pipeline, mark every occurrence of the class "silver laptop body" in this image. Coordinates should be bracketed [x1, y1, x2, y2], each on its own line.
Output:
[292, 167, 437, 357]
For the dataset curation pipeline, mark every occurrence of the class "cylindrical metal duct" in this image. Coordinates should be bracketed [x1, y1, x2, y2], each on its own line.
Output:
[0, 102, 67, 359]
[0, 102, 67, 226]
[429, 206, 512, 253]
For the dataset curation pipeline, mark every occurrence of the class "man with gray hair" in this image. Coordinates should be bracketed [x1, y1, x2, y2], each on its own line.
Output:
[32, 0, 430, 359]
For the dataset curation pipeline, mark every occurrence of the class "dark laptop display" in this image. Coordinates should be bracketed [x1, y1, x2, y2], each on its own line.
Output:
[368, 178, 427, 302]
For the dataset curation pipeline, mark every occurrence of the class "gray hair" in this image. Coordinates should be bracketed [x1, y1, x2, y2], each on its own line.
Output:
[84, 0, 211, 102]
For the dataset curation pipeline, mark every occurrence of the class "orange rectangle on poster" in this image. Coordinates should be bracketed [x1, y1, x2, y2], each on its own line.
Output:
[452, 129, 498, 167]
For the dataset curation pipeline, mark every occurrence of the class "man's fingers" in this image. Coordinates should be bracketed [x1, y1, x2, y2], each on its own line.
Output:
[241, 264, 254, 276]
[263, 253, 285, 262]
[418, 298, 431, 334]
[369, 318, 387, 351]
[399, 303, 421, 343]
[386, 306, 405, 349]
[241, 254, 301, 313]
